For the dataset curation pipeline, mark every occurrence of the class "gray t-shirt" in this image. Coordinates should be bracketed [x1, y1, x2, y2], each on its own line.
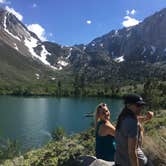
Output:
[115, 116, 147, 166]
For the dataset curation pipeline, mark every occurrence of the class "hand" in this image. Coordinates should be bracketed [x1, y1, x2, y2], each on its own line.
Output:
[146, 111, 154, 120]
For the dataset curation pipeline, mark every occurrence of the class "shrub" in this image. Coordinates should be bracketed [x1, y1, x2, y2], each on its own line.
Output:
[52, 127, 66, 141]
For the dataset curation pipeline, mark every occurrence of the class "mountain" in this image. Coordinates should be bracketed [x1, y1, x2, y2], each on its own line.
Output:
[77, 8, 166, 83]
[86, 8, 166, 63]
[0, 7, 166, 86]
[72, 8, 166, 83]
[0, 8, 74, 85]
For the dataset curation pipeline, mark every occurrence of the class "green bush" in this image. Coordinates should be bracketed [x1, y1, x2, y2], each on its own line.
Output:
[51, 127, 66, 141]
[0, 138, 20, 163]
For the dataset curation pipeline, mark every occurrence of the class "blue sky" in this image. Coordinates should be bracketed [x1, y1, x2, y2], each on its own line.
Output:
[0, 0, 166, 46]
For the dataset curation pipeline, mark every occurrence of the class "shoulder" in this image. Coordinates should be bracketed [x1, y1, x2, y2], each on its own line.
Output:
[102, 121, 115, 136]
[104, 122, 115, 130]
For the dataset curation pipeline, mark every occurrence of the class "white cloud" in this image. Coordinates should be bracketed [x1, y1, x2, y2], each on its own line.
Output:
[123, 9, 140, 27]
[32, 3, 37, 8]
[131, 9, 136, 15]
[0, 0, 5, 3]
[27, 24, 47, 41]
[86, 20, 92, 24]
[48, 33, 53, 37]
[122, 16, 140, 27]
[126, 10, 130, 15]
[5, 6, 23, 21]
[126, 9, 136, 16]
[0, 0, 10, 4]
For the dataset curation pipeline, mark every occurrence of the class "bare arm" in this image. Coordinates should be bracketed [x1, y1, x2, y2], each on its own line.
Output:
[138, 116, 148, 123]
[128, 137, 139, 166]
[105, 122, 115, 136]
[99, 122, 115, 136]
[138, 111, 154, 123]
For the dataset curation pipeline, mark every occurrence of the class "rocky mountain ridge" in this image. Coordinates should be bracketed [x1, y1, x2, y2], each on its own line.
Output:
[0, 7, 166, 85]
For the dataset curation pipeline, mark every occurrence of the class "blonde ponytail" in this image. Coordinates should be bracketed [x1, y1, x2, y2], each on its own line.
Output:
[95, 108, 100, 128]
[95, 103, 105, 128]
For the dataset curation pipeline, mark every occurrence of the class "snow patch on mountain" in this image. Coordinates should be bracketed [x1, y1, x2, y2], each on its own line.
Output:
[112, 30, 119, 37]
[114, 56, 124, 63]
[100, 43, 104, 47]
[24, 37, 54, 68]
[24, 37, 39, 57]
[57, 60, 69, 67]
[150, 45, 156, 55]
[40, 45, 51, 63]
[126, 27, 132, 31]
[35, 73, 40, 79]
[115, 30, 119, 35]
[141, 46, 146, 55]
[57, 66, 62, 70]
[83, 46, 86, 51]
[41, 45, 51, 56]
[65, 48, 72, 59]
[3, 14, 21, 41]
[13, 43, 19, 51]
[91, 43, 95, 47]
[51, 77, 56, 80]
[69, 48, 73, 51]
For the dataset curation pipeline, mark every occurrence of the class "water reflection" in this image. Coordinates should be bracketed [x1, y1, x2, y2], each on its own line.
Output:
[0, 96, 123, 150]
[21, 98, 49, 149]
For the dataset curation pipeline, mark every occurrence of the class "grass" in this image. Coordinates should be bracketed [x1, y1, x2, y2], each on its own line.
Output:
[143, 109, 166, 166]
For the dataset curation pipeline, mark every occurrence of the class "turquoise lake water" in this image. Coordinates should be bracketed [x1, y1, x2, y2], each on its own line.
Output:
[0, 96, 124, 151]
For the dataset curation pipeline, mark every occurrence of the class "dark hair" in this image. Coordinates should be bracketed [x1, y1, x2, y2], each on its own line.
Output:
[116, 105, 137, 130]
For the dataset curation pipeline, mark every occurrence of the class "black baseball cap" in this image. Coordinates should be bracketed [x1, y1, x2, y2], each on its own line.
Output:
[124, 94, 146, 105]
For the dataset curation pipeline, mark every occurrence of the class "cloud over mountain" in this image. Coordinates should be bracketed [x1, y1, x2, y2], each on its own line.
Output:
[126, 9, 136, 15]
[122, 15, 140, 27]
[27, 24, 47, 41]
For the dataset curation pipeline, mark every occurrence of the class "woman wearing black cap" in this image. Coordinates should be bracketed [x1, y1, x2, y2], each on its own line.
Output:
[115, 94, 153, 166]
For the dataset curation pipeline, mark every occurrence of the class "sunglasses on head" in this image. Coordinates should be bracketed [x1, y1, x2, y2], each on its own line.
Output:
[98, 103, 107, 108]
[98, 103, 110, 114]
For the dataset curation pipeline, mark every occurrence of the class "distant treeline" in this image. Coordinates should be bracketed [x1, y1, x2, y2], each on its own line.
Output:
[0, 79, 166, 105]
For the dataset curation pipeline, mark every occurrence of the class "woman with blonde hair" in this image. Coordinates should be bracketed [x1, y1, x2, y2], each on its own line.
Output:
[95, 103, 116, 161]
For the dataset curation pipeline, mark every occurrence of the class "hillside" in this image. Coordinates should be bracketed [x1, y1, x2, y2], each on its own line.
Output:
[0, 8, 166, 88]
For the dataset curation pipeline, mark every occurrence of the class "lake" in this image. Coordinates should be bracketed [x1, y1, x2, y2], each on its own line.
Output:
[0, 96, 124, 151]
